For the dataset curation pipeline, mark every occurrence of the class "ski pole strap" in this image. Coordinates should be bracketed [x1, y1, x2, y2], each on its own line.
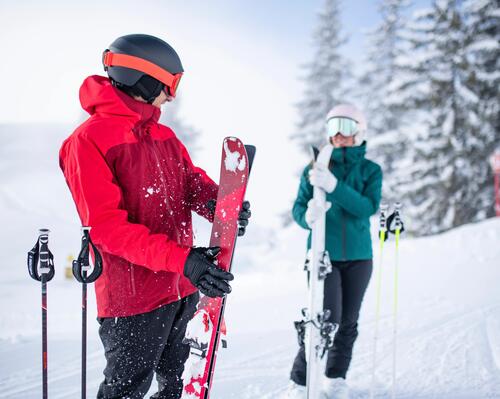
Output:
[387, 211, 405, 234]
[72, 228, 103, 283]
[27, 230, 55, 282]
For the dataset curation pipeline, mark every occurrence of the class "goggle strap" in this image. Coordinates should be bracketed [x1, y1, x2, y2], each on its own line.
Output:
[103, 51, 181, 92]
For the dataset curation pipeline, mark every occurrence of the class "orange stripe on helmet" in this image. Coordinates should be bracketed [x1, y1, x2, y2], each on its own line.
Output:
[102, 50, 182, 96]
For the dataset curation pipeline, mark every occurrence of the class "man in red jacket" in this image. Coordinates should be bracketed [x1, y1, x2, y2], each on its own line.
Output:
[60, 34, 250, 399]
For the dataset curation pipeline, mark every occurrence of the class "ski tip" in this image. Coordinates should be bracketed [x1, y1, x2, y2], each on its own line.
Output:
[314, 144, 334, 165]
[310, 146, 320, 162]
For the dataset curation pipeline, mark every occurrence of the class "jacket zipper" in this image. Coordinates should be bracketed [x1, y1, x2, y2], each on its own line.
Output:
[342, 147, 347, 261]
[130, 264, 137, 296]
[145, 129, 182, 300]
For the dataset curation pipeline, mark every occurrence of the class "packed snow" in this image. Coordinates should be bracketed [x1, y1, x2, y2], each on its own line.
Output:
[1, 124, 500, 398]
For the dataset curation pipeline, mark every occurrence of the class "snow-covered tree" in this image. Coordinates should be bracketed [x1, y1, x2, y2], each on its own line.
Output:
[460, 0, 500, 223]
[463, 0, 500, 151]
[394, 0, 491, 235]
[160, 96, 200, 153]
[359, 0, 412, 200]
[292, 0, 351, 152]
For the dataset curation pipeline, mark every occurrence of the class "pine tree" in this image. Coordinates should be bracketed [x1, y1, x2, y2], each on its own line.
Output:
[359, 0, 412, 200]
[160, 96, 200, 153]
[463, 0, 500, 218]
[464, 0, 500, 122]
[394, 0, 484, 235]
[292, 0, 351, 152]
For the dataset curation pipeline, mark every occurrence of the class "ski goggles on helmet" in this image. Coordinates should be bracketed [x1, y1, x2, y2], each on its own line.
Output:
[102, 50, 183, 97]
[326, 117, 359, 137]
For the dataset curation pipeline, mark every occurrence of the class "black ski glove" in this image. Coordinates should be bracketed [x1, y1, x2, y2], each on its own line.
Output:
[206, 199, 217, 217]
[238, 201, 251, 236]
[183, 246, 234, 298]
[206, 200, 252, 237]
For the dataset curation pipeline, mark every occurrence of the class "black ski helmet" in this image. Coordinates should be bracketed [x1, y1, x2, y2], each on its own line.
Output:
[102, 34, 184, 103]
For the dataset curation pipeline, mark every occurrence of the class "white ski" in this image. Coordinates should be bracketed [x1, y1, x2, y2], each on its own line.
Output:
[305, 144, 336, 399]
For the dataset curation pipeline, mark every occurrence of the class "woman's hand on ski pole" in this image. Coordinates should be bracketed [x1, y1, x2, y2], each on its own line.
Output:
[183, 246, 234, 298]
[305, 199, 332, 228]
[309, 163, 337, 193]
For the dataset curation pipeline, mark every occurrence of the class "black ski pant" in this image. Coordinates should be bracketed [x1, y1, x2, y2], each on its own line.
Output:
[290, 259, 372, 385]
[97, 292, 199, 399]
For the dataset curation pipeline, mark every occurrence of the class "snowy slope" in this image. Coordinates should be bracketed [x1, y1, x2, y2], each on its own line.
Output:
[211, 218, 500, 399]
[1, 124, 500, 398]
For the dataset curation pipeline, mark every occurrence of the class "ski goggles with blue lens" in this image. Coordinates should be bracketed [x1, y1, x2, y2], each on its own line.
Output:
[326, 117, 359, 137]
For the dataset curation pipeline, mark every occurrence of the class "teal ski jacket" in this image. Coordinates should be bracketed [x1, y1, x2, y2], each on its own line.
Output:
[292, 143, 382, 261]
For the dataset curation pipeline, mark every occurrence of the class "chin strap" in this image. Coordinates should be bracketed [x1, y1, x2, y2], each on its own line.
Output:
[110, 78, 163, 104]
[133, 79, 164, 104]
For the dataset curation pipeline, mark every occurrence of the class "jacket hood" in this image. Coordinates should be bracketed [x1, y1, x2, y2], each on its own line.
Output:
[79, 75, 161, 125]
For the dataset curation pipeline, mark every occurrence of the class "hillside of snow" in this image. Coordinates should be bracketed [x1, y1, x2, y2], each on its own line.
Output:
[1, 124, 500, 398]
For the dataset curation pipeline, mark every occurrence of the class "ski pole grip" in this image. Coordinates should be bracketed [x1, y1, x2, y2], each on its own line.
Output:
[27, 228, 55, 282]
[38, 229, 51, 274]
[379, 203, 389, 240]
[393, 202, 403, 231]
[81, 227, 92, 272]
[72, 226, 103, 284]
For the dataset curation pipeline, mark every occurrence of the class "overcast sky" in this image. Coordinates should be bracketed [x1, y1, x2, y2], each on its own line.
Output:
[0, 0, 429, 124]
[0, 0, 428, 224]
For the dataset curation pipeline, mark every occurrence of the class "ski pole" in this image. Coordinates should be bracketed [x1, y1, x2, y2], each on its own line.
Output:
[387, 203, 404, 399]
[370, 203, 389, 399]
[72, 227, 103, 399]
[27, 228, 55, 399]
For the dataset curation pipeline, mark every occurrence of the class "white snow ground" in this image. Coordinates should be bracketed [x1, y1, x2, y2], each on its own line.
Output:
[1, 124, 500, 398]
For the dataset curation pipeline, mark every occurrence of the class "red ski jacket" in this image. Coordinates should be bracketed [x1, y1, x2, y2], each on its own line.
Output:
[60, 75, 218, 317]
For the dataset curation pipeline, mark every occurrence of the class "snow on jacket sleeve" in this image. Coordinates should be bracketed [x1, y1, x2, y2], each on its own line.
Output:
[179, 142, 218, 222]
[292, 164, 313, 230]
[59, 134, 190, 274]
[328, 164, 382, 219]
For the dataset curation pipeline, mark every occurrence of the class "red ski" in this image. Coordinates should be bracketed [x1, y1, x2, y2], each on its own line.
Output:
[181, 137, 255, 399]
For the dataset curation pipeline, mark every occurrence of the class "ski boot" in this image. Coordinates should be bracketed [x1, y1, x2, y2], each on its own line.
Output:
[320, 377, 349, 399]
[284, 381, 306, 399]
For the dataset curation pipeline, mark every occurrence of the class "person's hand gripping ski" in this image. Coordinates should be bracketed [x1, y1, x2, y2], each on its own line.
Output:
[308, 163, 337, 193]
[305, 162, 336, 227]
[183, 246, 234, 298]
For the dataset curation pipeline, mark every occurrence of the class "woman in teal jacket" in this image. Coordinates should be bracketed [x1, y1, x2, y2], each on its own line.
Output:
[288, 104, 382, 399]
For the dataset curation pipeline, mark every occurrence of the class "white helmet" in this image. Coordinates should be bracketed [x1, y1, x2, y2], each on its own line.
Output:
[326, 103, 367, 145]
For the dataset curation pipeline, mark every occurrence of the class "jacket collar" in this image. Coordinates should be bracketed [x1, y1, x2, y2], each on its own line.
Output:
[331, 142, 367, 164]
[79, 75, 161, 127]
